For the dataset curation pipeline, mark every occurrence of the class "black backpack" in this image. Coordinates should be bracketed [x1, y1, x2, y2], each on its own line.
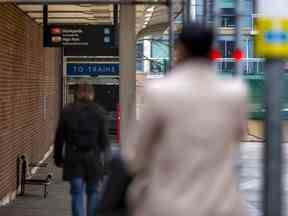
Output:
[72, 105, 100, 152]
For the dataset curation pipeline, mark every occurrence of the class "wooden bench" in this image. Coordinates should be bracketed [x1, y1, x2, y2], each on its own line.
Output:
[19, 155, 53, 198]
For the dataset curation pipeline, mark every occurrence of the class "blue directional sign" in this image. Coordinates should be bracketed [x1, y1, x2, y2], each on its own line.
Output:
[67, 63, 119, 76]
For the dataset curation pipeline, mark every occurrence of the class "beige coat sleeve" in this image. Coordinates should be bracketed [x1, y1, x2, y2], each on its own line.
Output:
[122, 85, 163, 174]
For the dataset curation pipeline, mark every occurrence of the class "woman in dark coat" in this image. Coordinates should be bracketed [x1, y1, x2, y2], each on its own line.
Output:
[54, 84, 110, 216]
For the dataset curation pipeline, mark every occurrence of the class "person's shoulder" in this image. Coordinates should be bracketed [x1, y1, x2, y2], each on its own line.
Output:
[58, 103, 77, 121]
[144, 76, 171, 95]
[92, 102, 106, 111]
[218, 76, 248, 98]
[89, 103, 107, 115]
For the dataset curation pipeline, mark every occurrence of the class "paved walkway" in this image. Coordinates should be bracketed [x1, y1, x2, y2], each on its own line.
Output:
[0, 143, 287, 216]
[0, 157, 71, 216]
[240, 142, 288, 216]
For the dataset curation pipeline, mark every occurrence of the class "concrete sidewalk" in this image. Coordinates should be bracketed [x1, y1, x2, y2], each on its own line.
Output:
[240, 142, 288, 216]
[0, 143, 287, 216]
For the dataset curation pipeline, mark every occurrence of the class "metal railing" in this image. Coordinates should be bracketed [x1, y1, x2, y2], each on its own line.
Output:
[136, 57, 169, 74]
[216, 58, 265, 75]
[137, 57, 266, 76]
[150, 58, 169, 74]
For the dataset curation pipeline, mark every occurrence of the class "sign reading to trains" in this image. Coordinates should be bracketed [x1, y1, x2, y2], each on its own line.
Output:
[46, 25, 115, 47]
[67, 63, 119, 76]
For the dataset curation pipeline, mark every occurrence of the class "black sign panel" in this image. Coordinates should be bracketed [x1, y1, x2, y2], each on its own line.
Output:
[45, 25, 118, 56]
[47, 25, 114, 47]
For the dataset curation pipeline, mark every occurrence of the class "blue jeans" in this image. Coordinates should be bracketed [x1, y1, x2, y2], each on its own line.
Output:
[70, 178, 98, 216]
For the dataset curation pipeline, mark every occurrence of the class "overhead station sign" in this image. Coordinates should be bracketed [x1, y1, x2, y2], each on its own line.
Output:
[45, 25, 118, 56]
[47, 25, 115, 48]
[255, 0, 288, 58]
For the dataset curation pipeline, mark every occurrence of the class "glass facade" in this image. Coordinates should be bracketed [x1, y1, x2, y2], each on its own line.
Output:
[151, 38, 169, 58]
[150, 37, 169, 74]
[220, 8, 236, 27]
[136, 42, 144, 72]
[193, 0, 271, 119]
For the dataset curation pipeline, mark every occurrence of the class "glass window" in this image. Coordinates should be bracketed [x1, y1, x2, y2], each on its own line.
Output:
[136, 42, 144, 72]
[150, 59, 168, 74]
[218, 40, 236, 74]
[220, 8, 236, 27]
[151, 38, 169, 59]
[136, 61, 144, 72]
[136, 42, 144, 58]
[219, 40, 235, 58]
[221, 15, 236, 27]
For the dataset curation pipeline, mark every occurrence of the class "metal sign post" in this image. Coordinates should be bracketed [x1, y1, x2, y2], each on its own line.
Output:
[256, 1, 288, 216]
[263, 60, 284, 216]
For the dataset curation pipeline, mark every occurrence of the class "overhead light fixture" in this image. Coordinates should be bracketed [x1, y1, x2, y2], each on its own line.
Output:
[144, 13, 153, 18]
[87, 16, 110, 20]
[87, 17, 98, 20]
[146, 7, 155, 13]
[79, 4, 94, 7]
[82, 9, 111, 15]
[82, 10, 95, 15]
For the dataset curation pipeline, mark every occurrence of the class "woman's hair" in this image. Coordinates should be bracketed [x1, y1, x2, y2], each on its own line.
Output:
[177, 23, 214, 58]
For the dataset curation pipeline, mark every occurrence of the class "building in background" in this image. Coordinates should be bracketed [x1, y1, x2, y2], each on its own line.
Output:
[189, 0, 288, 119]
[138, 0, 288, 119]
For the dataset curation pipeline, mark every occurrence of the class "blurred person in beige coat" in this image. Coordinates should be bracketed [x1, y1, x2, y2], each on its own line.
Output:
[122, 23, 249, 216]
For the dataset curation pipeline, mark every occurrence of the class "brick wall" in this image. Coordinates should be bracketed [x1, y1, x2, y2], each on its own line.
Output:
[0, 4, 61, 200]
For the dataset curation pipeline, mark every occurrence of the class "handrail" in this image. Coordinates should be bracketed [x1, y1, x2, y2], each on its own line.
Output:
[215, 58, 265, 62]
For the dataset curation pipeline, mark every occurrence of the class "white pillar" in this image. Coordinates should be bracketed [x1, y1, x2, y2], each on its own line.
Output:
[120, 4, 136, 145]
